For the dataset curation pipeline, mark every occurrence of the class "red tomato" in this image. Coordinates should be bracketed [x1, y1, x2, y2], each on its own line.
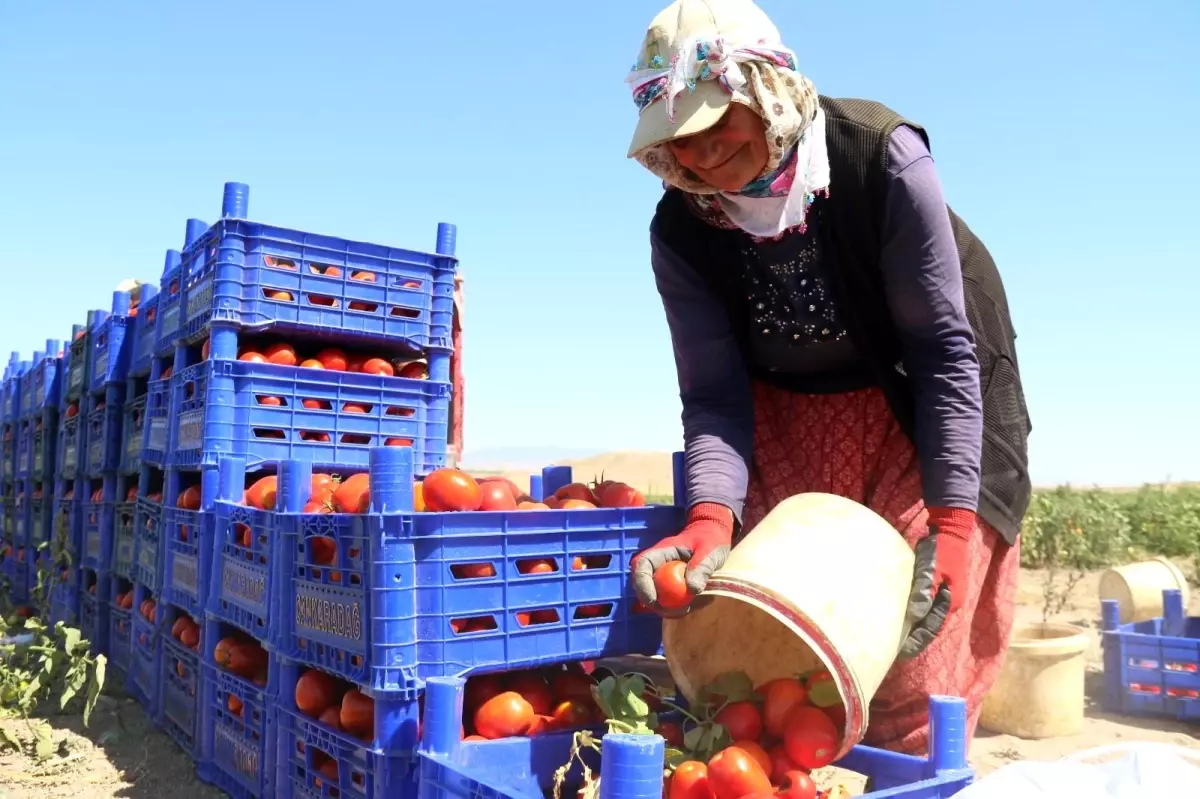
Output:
[360, 358, 394, 377]
[777, 771, 817, 799]
[300, 359, 324, 369]
[731, 740, 772, 776]
[342, 402, 369, 414]
[658, 720, 685, 747]
[239, 351, 266, 363]
[332, 473, 370, 513]
[473, 692, 534, 739]
[782, 707, 839, 771]
[316, 348, 348, 371]
[762, 678, 809, 738]
[507, 673, 555, 716]
[257, 395, 283, 406]
[263, 342, 298, 366]
[244, 475, 279, 510]
[176, 485, 202, 511]
[423, 469, 482, 512]
[478, 476, 522, 502]
[398, 361, 427, 379]
[553, 483, 597, 504]
[822, 703, 846, 734]
[653, 561, 692, 610]
[715, 702, 763, 742]
[551, 671, 596, 703]
[595, 481, 646, 508]
[201, 338, 211, 360]
[560, 499, 595, 509]
[768, 745, 799, 785]
[478, 481, 517, 511]
[706, 746, 773, 799]
[669, 761, 715, 799]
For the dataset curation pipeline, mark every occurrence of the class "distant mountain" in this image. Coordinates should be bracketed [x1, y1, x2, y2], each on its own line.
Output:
[463, 446, 606, 471]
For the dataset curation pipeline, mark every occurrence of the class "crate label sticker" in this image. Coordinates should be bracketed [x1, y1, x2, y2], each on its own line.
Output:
[186, 280, 213, 321]
[85, 530, 99, 560]
[160, 302, 180, 339]
[116, 536, 134, 567]
[64, 441, 77, 466]
[32, 517, 44, 543]
[147, 418, 167, 452]
[172, 553, 199, 598]
[138, 541, 158, 574]
[215, 725, 260, 781]
[176, 411, 204, 451]
[221, 557, 267, 614]
[89, 440, 102, 467]
[33, 449, 43, 471]
[69, 365, 83, 390]
[94, 351, 109, 381]
[126, 431, 141, 458]
[294, 584, 363, 644]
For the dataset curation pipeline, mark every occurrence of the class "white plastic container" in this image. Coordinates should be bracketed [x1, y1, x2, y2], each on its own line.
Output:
[1098, 558, 1190, 624]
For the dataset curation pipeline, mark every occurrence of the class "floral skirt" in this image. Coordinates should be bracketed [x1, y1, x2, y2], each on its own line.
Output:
[742, 383, 1021, 755]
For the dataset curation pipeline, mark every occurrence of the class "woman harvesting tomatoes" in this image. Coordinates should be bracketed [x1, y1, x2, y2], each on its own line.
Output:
[628, 0, 1031, 757]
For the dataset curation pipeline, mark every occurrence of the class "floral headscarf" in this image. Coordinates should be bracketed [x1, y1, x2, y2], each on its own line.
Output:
[632, 58, 829, 240]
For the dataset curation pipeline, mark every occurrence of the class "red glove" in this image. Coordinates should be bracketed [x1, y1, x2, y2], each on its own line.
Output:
[899, 506, 976, 661]
[632, 503, 734, 610]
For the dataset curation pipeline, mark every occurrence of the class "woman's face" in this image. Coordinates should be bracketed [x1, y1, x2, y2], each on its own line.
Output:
[666, 103, 769, 192]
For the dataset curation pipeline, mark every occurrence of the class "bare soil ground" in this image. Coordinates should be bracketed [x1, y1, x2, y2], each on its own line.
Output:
[0, 568, 1196, 797]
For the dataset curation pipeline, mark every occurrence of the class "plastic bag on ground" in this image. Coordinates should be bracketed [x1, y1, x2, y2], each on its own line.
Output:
[955, 743, 1200, 799]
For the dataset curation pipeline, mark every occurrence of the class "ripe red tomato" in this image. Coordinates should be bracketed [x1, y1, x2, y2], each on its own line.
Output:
[176, 485, 202, 511]
[706, 746, 773, 799]
[360, 358, 394, 377]
[669, 761, 715, 799]
[300, 359, 324, 369]
[264, 342, 298, 366]
[423, 469, 482, 512]
[822, 702, 846, 733]
[201, 338, 211, 360]
[315, 348, 348, 371]
[731, 740, 771, 775]
[715, 702, 763, 742]
[239, 351, 266, 363]
[777, 771, 817, 799]
[550, 699, 593, 730]
[761, 678, 808, 738]
[311, 474, 336, 505]
[782, 706, 839, 771]
[767, 744, 799, 785]
[478, 477, 521, 502]
[244, 475, 279, 510]
[554, 483, 597, 504]
[478, 481, 517, 511]
[653, 561, 692, 610]
[332, 473, 370, 513]
[507, 673, 554, 716]
[464, 675, 504, 712]
[473, 692, 534, 739]
[397, 361, 427, 379]
[595, 481, 646, 508]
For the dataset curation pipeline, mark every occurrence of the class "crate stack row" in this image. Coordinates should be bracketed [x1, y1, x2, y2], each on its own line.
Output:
[0, 181, 979, 799]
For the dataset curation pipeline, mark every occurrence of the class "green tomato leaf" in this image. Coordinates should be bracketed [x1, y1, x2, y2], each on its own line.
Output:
[702, 671, 756, 704]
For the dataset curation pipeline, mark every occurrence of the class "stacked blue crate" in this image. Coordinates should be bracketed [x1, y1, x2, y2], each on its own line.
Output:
[0, 354, 24, 598]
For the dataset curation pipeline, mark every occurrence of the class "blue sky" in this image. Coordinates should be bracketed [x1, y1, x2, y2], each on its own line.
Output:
[1, 1, 1197, 485]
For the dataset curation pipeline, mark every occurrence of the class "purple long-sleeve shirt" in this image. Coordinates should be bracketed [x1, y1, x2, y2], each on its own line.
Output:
[652, 125, 982, 521]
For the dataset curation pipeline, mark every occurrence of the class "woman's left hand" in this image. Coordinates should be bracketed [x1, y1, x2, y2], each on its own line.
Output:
[898, 507, 975, 661]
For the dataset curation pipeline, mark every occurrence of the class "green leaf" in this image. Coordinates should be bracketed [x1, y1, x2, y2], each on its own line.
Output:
[0, 727, 19, 752]
[33, 722, 54, 762]
[61, 626, 81, 654]
[84, 655, 106, 727]
[701, 671, 756, 704]
[664, 747, 688, 769]
[61, 665, 88, 711]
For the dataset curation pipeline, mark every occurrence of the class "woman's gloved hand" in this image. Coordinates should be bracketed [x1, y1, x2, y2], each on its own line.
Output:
[632, 503, 735, 613]
[898, 506, 975, 661]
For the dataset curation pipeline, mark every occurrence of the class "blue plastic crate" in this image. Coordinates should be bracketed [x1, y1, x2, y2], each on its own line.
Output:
[1, 493, 14, 543]
[155, 248, 187, 359]
[210, 499, 273, 640]
[1, 427, 15, 483]
[179, 182, 457, 354]
[86, 386, 125, 477]
[142, 372, 173, 469]
[65, 321, 95, 403]
[2, 358, 25, 423]
[170, 357, 449, 473]
[133, 474, 166, 593]
[50, 582, 79, 627]
[111, 475, 138, 580]
[130, 285, 161, 379]
[28, 484, 52, 563]
[81, 476, 116, 572]
[1102, 588, 1200, 722]
[271, 450, 681, 692]
[15, 421, 31, 479]
[57, 410, 86, 481]
[161, 608, 206, 758]
[417, 678, 974, 799]
[27, 344, 62, 421]
[128, 583, 162, 716]
[89, 300, 133, 393]
[161, 471, 212, 620]
[78, 570, 110, 656]
[120, 389, 147, 475]
[275, 661, 418, 799]
[31, 414, 57, 481]
[108, 583, 134, 683]
[52, 479, 81, 568]
[198, 618, 278, 799]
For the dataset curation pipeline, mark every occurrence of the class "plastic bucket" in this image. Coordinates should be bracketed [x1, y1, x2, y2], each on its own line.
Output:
[1098, 558, 1190, 625]
[979, 622, 1090, 739]
[661, 492, 915, 758]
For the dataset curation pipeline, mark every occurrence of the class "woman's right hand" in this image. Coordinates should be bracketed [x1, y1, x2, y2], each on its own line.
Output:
[631, 503, 735, 612]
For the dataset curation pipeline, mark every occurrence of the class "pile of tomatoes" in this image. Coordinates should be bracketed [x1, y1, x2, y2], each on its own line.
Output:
[198, 336, 428, 380]
[168, 612, 202, 652]
[419, 470, 646, 513]
[664, 672, 845, 799]
[460, 663, 600, 740]
[294, 667, 375, 741]
[212, 631, 270, 688]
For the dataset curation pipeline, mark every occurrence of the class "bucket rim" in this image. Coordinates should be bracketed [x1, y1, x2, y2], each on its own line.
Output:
[1007, 622, 1090, 656]
[700, 577, 867, 761]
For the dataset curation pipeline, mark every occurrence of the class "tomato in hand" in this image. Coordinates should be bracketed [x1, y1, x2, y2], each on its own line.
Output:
[423, 468, 482, 512]
[706, 745, 773, 799]
[782, 706, 840, 770]
[715, 701, 763, 742]
[669, 761, 715, 799]
[761, 677, 809, 738]
[473, 691, 534, 739]
[777, 771, 818, 799]
[653, 561, 692, 610]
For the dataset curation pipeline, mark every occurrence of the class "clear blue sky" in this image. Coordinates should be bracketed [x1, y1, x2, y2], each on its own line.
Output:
[2, 1, 1197, 485]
